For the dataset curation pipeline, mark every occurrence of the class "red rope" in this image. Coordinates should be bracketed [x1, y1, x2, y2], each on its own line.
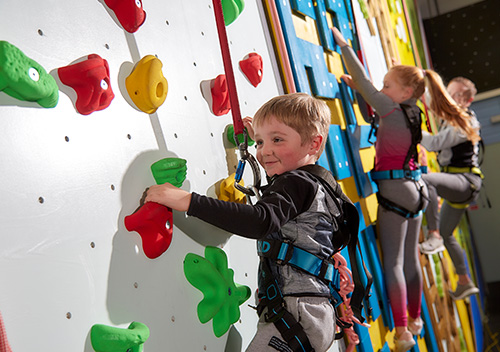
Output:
[212, 0, 244, 136]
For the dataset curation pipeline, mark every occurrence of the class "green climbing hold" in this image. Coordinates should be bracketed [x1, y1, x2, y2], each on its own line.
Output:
[90, 321, 150, 352]
[0, 41, 58, 108]
[150, 158, 187, 187]
[184, 246, 251, 337]
[221, 0, 245, 26]
[226, 125, 255, 147]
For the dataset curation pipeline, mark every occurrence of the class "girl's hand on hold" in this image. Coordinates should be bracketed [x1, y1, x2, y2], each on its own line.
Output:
[332, 27, 348, 47]
[341, 74, 357, 90]
[243, 116, 255, 140]
[145, 183, 192, 212]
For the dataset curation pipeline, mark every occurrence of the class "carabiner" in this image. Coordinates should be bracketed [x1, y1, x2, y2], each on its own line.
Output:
[233, 129, 261, 200]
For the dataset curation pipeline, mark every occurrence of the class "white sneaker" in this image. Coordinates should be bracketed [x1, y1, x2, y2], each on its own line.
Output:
[419, 236, 445, 255]
[450, 281, 480, 300]
[394, 332, 416, 352]
[408, 316, 423, 335]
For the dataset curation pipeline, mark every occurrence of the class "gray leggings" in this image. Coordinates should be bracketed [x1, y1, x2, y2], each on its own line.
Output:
[422, 172, 482, 275]
[377, 178, 429, 326]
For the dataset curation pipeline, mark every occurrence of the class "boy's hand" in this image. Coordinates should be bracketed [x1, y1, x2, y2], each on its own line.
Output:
[242, 116, 255, 140]
[332, 27, 348, 47]
[145, 183, 192, 212]
[341, 74, 357, 90]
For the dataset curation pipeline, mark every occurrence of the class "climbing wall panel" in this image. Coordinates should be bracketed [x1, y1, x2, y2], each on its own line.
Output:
[0, 0, 282, 351]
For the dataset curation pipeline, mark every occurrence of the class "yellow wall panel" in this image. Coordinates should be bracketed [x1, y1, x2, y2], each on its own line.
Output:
[360, 193, 378, 225]
[325, 99, 347, 128]
[353, 102, 370, 126]
[359, 147, 376, 173]
[292, 13, 321, 45]
[338, 177, 360, 204]
[388, 0, 415, 65]
[325, 51, 345, 82]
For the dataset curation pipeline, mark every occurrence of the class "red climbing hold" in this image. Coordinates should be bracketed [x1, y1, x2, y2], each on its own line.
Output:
[211, 74, 231, 116]
[239, 53, 263, 87]
[104, 0, 146, 33]
[58, 54, 114, 115]
[124, 202, 173, 259]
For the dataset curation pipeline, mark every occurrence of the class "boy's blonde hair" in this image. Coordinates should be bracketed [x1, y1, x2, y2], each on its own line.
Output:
[390, 65, 480, 144]
[253, 93, 331, 159]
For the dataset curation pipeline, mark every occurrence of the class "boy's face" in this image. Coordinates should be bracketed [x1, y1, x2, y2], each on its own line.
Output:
[381, 71, 412, 103]
[253, 116, 319, 177]
[448, 81, 472, 109]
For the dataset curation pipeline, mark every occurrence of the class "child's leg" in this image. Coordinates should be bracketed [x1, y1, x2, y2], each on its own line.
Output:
[439, 202, 468, 275]
[378, 205, 408, 327]
[246, 296, 335, 352]
[404, 215, 423, 319]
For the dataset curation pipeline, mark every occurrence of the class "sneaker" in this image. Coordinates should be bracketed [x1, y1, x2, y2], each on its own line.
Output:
[449, 281, 480, 300]
[419, 236, 445, 255]
[394, 332, 416, 352]
[408, 316, 423, 336]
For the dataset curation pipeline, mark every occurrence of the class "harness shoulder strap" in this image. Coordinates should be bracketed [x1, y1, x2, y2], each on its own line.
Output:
[400, 104, 423, 170]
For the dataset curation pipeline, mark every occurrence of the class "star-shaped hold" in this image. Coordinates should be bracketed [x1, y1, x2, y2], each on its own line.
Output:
[184, 246, 251, 337]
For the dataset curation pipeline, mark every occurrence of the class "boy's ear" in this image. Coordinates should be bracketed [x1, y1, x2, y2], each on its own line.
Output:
[309, 135, 323, 154]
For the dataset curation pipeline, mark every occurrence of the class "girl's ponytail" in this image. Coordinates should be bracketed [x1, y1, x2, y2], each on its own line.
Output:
[424, 69, 481, 144]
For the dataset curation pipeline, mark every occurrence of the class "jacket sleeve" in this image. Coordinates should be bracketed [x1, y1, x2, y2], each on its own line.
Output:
[340, 45, 397, 116]
[187, 173, 318, 239]
[421, 126, 467, 151]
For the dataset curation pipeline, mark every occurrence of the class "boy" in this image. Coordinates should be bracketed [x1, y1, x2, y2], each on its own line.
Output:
[146, 92, 357, 352]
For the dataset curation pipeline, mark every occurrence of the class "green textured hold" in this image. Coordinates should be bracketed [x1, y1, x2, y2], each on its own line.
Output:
[184, 246, 251, 337]
[90, 321, 150, 352]
[221, 0, 245, 26]
[226, 125, 255, 147]
[150, 158, 187, 187]
[0, 41, 58, 108]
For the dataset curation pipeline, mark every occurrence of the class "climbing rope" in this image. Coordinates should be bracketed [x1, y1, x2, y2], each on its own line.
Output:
[212, 0, 261, 199]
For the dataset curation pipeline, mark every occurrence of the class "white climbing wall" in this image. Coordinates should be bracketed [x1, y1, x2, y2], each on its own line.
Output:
[0, 0, 283, 350]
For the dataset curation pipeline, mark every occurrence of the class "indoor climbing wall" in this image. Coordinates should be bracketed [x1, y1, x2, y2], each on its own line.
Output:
[263, 0, 484, 351]
[0, 0, 283, 351]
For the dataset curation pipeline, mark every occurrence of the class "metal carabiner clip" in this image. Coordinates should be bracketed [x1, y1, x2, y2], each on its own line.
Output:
[233, 129, 261, 200]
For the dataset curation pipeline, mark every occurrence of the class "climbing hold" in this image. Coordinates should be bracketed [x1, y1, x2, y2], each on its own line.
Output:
[124, 157, 185, 258]
[219, 173, 247, 204]
[58, 54, 114, 115]
[104, 0, 146, 33]
[0, 41, 58, 108]
[124, 202, 173, 259]
[239, 53, 263, 87]
[210, 74, 231, 116]
[90, 321, 150, 352]
[125, 55, 168, 114]
[221, 0, 245, 26]
[226, 125, 255, 147]
[150, 158, 187, 188]
[184, 246, 251, 337]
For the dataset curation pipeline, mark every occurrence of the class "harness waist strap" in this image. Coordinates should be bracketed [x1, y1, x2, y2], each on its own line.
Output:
[442, 166, 483, 178]
[370, 168, 422, 181]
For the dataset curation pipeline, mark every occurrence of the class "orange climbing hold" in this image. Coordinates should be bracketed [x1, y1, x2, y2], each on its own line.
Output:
[104, 0, 146, 33]
[124, 202, 173, 259]
[58, 54, 114, 115]
[125, 55, 168, 114]
[239, 53, 263, 87]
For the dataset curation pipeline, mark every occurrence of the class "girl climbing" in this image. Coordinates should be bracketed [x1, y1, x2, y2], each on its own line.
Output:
[332, 27, 435, 352]
[419, 76, 482, 301]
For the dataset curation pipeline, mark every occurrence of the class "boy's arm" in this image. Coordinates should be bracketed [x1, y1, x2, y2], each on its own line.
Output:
[188, 173, 317, 239]
[146, 183, 192, 211]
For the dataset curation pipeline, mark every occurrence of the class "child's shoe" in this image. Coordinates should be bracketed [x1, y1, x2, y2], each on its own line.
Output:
[394, 331, 415, 352]
[419, 236, 445, 255]
[449, 281, 479, 300]
[408, 316, 423, 336]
